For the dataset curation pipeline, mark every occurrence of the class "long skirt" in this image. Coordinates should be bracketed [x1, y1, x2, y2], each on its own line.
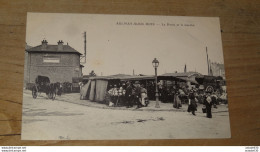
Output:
[140, 93, 147, 106]
[206, 104, 212, 118]
[173, 95, 182, 109]
[187, 99, 197, 112]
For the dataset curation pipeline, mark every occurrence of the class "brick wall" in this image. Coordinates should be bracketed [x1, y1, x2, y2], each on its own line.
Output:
[25, 52, 81, 83]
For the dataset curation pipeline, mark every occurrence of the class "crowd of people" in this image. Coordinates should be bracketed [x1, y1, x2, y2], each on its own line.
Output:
[105, 80, 227, 118]
[159, 84, 227, 118]
[106, 81, 149, 108]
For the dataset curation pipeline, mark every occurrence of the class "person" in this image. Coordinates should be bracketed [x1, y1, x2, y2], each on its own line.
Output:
[178, 87, 186, 104]
[121, 83, 126, 105]
[158, 84, 163, 101]
[140, 84, 148, 106]
[147, 82, 155, 100]
[187, 90, 197, 115]
[117, 86, 124, 106]
[125, 81, 133, 108]
[107, 88, 112, 106]
[173, 86, 182, 109]
[133, 81, 142, 109]
[111, 85, 119, 106]
[211, 92, 218, 109]
[197, 92, 205, 104]
[160, 87, 169, 103]
[168, 86, 175, 104]
[204, 91, 213, 118]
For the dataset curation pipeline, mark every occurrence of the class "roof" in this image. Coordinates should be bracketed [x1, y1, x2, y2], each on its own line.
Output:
[26, 44, 82, 55]
[160, 72, 202, 77]
[158, 72, 201, 84]
[109, 74, 132, 78]
[87, 74, 155, 81]
[195, 75, 224, 84]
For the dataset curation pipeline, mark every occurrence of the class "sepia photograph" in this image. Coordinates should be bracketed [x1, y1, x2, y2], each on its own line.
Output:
[22, 13, 230, 140]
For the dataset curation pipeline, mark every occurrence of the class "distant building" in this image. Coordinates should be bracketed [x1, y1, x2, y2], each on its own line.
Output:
[210, 62, 225, 79]
[24, 40, 83, 85]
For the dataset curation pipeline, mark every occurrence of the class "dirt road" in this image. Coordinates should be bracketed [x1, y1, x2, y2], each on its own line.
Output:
[22, 91, 231, 140]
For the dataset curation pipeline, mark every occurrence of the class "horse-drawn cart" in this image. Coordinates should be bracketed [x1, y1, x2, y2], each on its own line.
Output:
[32, 75, 54, 99]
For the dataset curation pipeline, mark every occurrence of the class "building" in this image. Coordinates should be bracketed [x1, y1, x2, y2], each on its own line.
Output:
[24, 43, 33, 86]
[210, 62, 225, 79]
[24, 40, 83, 86]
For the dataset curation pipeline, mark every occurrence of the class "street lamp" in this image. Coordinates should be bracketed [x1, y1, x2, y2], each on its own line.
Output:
[152, 58, 160, 108]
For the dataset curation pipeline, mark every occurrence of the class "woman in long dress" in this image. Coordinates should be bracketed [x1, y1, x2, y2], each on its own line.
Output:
[173, 87, 182, 109]
[187, 90, 197, 115]
[140, 85, 147, 106]
[204, 92, 213, 118]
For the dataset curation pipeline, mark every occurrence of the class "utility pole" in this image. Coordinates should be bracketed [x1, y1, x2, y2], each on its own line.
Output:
[206, 47, 210, 75]
[84, 31, 86, 63]
[80, 31, 87, 64]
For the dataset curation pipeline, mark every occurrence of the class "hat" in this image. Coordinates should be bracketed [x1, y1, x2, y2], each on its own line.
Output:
[205, 86, 214, 93]
[126, 81, 131, 85]
[134, 81, 140, 84]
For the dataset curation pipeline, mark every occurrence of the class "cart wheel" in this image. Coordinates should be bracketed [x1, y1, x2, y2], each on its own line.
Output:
[32, 86, 37, 99]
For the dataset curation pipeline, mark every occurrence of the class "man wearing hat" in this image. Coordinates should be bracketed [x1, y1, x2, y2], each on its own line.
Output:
[187, 89, 197, 115]
[133, 81, 142, 109]
[111, 84, 119, 106]
[125, 81, 133, 108]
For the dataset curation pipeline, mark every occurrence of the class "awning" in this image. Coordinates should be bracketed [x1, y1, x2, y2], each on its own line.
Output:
[88, 75, 155, 81]
[158, 75, 199, 84]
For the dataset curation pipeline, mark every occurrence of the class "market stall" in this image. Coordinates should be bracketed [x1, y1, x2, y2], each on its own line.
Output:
[80, 74, 155, 103]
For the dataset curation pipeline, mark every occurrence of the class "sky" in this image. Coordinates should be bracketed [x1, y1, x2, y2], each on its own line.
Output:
[26, 13, 224, 76]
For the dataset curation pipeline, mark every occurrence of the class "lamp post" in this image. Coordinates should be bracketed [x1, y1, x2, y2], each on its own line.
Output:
[152, 58, 160, 108]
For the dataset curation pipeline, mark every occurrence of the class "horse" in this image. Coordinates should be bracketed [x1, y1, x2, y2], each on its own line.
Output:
[45, 82, 62, 100]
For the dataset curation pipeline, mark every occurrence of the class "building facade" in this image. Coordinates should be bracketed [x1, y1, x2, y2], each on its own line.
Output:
[24, 40, 83, 85]
[210, 62, 225, 79]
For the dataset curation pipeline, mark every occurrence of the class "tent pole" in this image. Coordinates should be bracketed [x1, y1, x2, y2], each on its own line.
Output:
[146, 80, 148, 90]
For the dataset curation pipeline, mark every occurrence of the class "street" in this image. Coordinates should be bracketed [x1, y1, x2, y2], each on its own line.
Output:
[22, 90, 231, 140]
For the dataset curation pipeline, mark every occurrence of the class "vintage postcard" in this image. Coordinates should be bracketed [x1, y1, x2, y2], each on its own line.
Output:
[22, 13, 230, 140]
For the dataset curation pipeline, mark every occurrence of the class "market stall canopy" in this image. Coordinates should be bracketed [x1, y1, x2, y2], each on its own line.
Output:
[158, 72, 202, 84]
[195, 75, 224, 84]
[159, 72, 202, 77]
[87, 74, 155, 81]
[80, 74, 155, 102]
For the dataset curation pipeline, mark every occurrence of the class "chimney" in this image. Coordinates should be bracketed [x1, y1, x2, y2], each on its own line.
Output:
[41, 40, 48, 50]
[57, 40, 64, 51]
